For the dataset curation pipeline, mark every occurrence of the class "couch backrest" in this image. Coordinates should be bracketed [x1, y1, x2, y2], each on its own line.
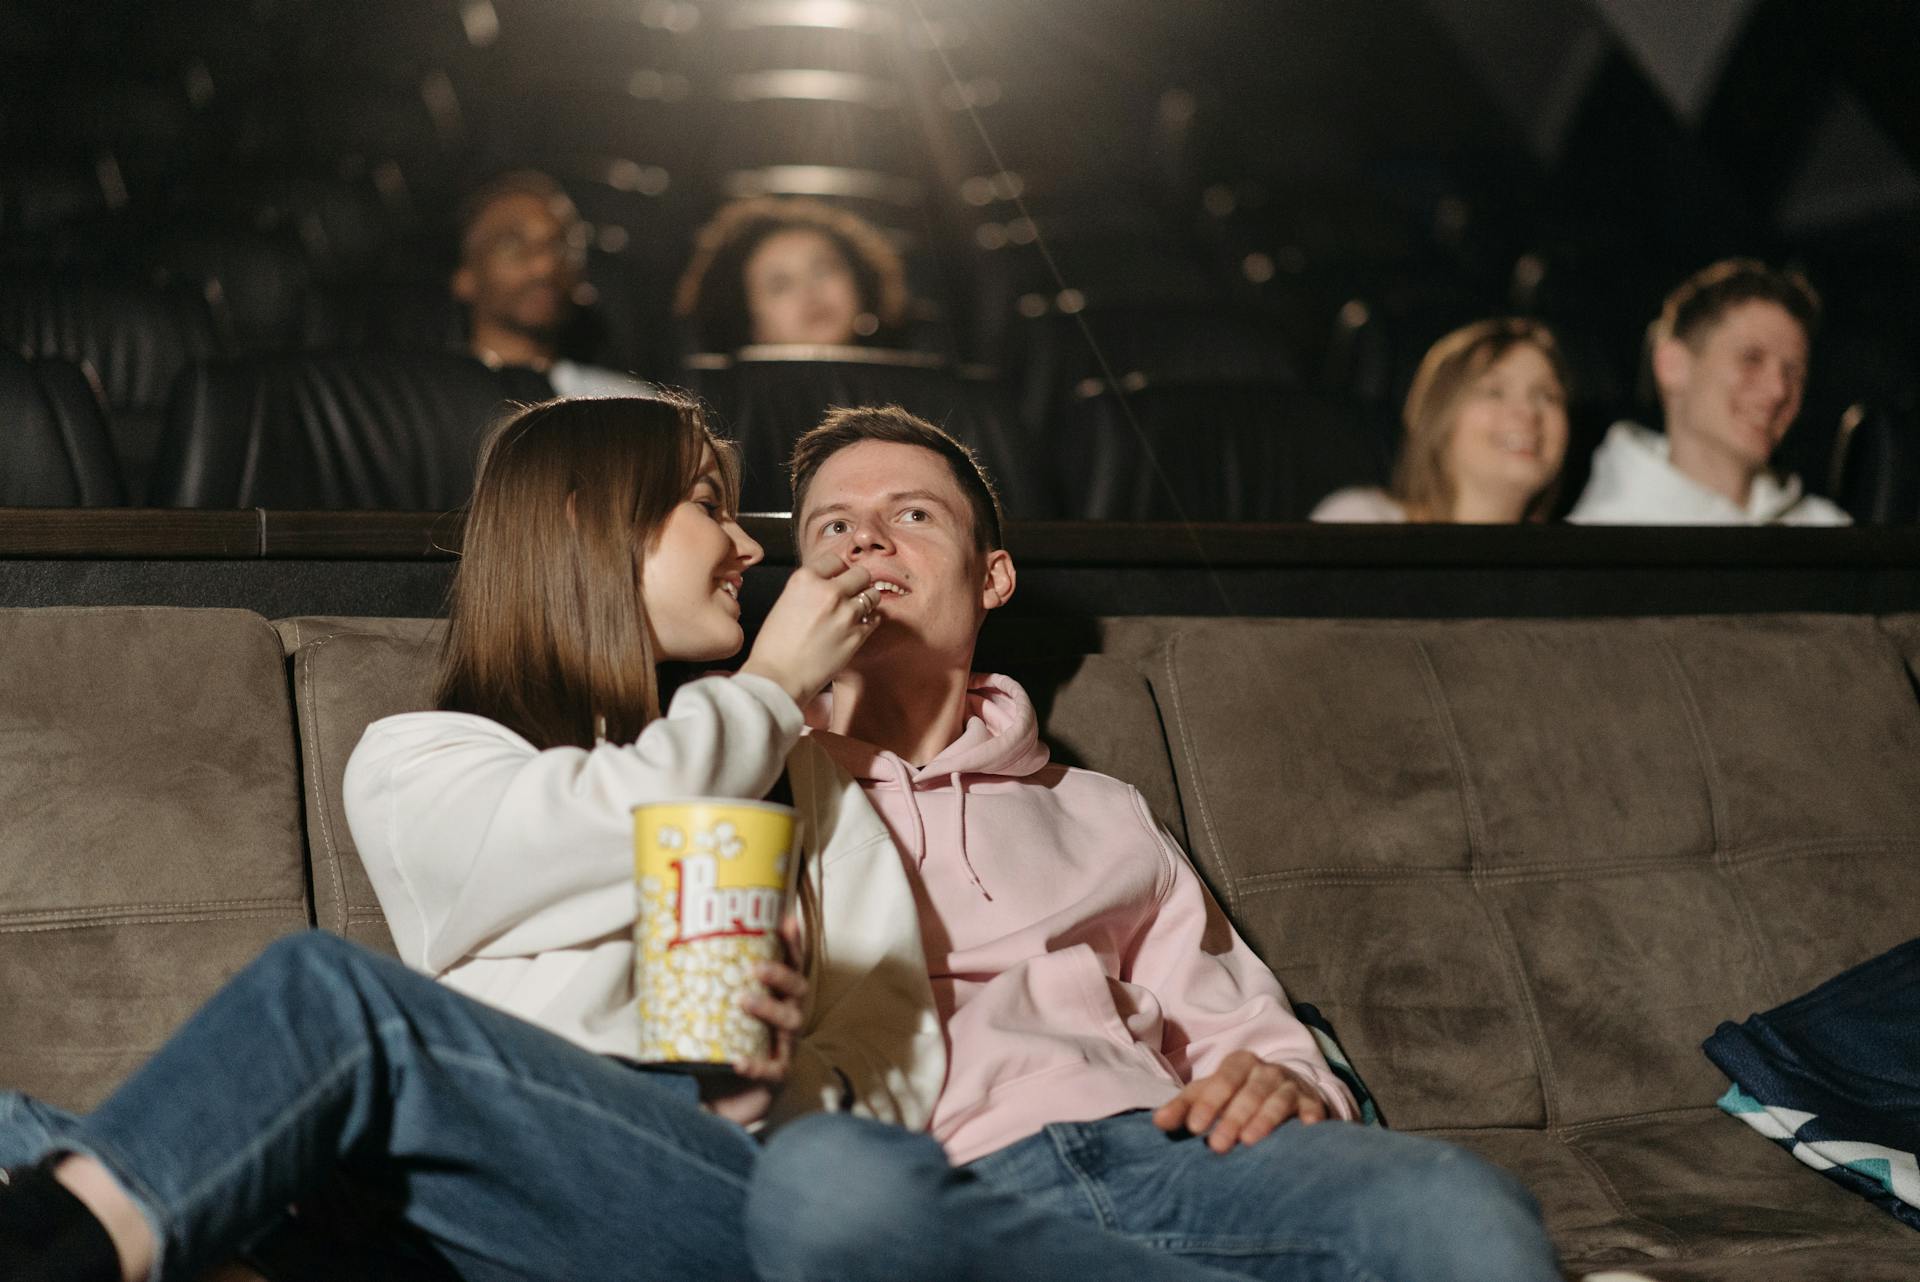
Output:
[1147, 615, 1920, 1132]
[289, 626, 440, 957]
[0, 607, 309, 1109]
[286, 626, 1190, 956]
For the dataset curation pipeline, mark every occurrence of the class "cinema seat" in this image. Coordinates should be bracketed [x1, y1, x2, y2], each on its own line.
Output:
[684, 346, 1054, 516]
[1832, 403, 1920, 525]
[138, 227, 315, 352]
[1010, 301, 1303, 434]
[0, 351, 124, 506]
[0, 274, 224, 502]
[1056, 379, 1387, 521]
[149, 351, 553, 509]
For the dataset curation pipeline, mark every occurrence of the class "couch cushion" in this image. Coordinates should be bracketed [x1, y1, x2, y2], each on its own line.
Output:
[274, 614, 442, 656]
[290, 632, 440, 957]
[1876, 612, 1920, 683]
[1442, 1110, 1920, 1280]
[0, 606, 308, 1109]
[1148, 616, 1920, 1136]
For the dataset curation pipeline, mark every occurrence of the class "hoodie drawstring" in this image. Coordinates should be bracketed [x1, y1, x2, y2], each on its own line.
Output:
[875, 755, 993, 901]
[952, 772, 992, 902]
[882, 754, 929, 869]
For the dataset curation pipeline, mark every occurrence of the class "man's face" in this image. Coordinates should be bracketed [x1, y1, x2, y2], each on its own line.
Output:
[452, 191, 586, 339]
[1657, 299, 1810, 472]
[797, 441, 1014, 669]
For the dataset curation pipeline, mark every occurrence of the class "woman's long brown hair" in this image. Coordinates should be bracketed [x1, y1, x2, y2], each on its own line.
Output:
[435, 393, 740, 750]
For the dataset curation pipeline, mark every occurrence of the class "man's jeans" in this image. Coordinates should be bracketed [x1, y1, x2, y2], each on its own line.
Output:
[1, 931, 764, 1282]
[748, 1110, 1562, 1282]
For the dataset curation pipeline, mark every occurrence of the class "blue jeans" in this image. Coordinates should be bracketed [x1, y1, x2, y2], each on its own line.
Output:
[747, 1111, 1561, 1282]
[1, 931, 763, 1282]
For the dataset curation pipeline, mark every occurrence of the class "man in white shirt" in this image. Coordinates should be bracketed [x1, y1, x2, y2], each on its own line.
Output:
[451, 170, 657, 398]
[1569, 259, 1850, 526]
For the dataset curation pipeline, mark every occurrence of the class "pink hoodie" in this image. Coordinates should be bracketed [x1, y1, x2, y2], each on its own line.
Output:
[808, 672, 1356, 1165]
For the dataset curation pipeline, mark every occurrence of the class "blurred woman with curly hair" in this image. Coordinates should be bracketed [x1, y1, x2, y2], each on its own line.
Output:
[675, 196, 910, 353]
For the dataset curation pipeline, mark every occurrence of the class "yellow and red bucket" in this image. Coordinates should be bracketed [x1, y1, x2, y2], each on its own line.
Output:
[633, 798, 797, 1068]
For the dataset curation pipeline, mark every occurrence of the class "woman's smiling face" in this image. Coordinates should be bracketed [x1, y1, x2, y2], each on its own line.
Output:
[1443, 342, 1569, 511]
[639, 446, 764, 661]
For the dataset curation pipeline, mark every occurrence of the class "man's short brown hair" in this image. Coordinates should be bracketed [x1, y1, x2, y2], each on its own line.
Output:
[1656, 258, 1822, 348]
[789, 406, 1004, 553]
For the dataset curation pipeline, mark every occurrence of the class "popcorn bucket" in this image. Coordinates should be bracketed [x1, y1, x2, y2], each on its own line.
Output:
[633, 798, 798, 1068]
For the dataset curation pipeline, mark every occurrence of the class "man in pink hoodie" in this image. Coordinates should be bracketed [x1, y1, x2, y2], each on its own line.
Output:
[741, 407, 1562, 1282]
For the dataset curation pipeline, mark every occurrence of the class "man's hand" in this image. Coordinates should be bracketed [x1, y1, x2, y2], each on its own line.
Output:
[1152, 1050, 1330, 1153]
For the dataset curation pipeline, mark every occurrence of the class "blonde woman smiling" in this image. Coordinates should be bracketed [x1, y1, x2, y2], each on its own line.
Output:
[1314, 317, 1571, 523]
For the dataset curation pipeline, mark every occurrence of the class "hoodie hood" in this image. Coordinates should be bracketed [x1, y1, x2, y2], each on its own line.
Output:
[807, 672, 1052, 784]
[806, 673, 1052, 902]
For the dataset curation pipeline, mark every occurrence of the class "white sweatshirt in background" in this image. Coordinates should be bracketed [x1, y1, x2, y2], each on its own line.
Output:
[1568, 421, 1851, 526]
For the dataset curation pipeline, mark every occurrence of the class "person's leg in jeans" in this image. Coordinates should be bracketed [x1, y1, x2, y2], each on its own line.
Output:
[967, 1110, 1559, 1282]
[3, 930, 763, 1282]
[746, 1114, 1248, 1282]
[746, 1110, 1560, 1282]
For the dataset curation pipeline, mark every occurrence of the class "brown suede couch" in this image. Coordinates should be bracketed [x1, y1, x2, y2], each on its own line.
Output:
[5, 604, 1919, 1280]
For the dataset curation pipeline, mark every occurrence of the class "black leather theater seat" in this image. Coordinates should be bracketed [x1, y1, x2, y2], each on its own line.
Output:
[1833, 403, 1919, 525]
[0, 274, 223, 502]
[149, 351, 554, 509]
[683, 346, 1053, 517]
[1056, 379, 1388, 521]
[0, 351, 124, 506]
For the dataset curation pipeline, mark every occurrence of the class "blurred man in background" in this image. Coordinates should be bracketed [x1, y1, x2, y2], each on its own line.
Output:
[451, 171, 655, 399]
[1570, 259, 1849, 525]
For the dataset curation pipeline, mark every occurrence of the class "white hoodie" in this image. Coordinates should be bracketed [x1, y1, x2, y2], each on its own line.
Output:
[1568, 421, 1851, 526]
[343, 672, 946, 1130]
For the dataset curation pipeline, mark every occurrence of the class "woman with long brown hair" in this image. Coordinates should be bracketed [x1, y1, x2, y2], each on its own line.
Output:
[0, 394, 943, 1282]
[1313, 317, 1571, 523]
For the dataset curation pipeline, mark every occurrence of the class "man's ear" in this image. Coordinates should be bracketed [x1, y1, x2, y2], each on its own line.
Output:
[1651, 335, 1691, 402]
[980, 548, 1016, 612]
[451, 264, 477, 305]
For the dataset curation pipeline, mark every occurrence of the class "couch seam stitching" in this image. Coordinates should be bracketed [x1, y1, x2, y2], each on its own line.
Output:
[1161, 634, 1237, 911]
[1415, 637, 1561, 1130]
[1223, 836, 1920, 893]
[1413, 639, 1488, 860]
[1559, 1134, 1687, 1252]
[1656, 633, 1784, 999]
[0, 897, 304, 921]
[1412, 1103, 1724, 1137]
[300, 635, 351, 936]
[0, 907, 306, 933]
[1552, 1105, 1724, 1135]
